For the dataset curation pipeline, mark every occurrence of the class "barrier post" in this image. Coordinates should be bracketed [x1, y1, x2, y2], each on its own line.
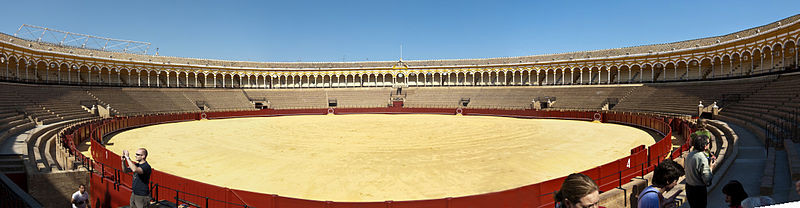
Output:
[101, 163, 105, 183]
[155, 184, 159, 205]
[114, 169, 118, 191]
[640, 162, 644, 179]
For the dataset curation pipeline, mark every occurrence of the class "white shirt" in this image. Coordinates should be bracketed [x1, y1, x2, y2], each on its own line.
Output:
[72, 190, 89, 208]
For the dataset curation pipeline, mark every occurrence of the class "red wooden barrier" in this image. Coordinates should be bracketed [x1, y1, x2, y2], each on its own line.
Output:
[64, 108, 691, 208]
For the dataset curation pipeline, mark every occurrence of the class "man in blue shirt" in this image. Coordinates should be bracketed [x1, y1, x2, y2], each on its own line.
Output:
[638, 160, 684, 208]
[122, 148, 152, 208]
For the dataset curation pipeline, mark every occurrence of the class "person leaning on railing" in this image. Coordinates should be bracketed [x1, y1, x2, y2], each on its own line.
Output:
[684, 134, 713, 208]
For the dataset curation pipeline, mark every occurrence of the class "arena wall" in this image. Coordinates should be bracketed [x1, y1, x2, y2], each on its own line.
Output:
[59, 107, 691, 208]
[0, 16, 798, 89]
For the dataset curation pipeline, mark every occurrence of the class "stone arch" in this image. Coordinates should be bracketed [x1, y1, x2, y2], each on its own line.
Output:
[249, 74, 258, 88]
[88, 65, 98, 84]
[76, 65, 89, 84]
[589, 67, 601, 84]
[474, 71, 483, 86]
[322, 74, 331, 88]
[520, 70, 530, 85]
[195, 73, 205, 88]
[188, 71, 199, 88]
[629, 65, 642, 83]
[58, 63, 70, 83]
[551, 68, 562, 85]
[408, 73, 417, 86]
[222, 73, 231, 88]
[711, 57, 722, 78]
[751, 49, 762, 74]
[312, 74, 321, 88]
[772, 43, 784, 69]
[178, 71, 188, 87]
[607, 66, 618, 83]
[485, 71, 494, 85]
[534, 69, 544, 85]
[0, 54, 7, 80]
[760, 47, 773, 73]
[232, 74, 241, 88]
[19, 58, 31, 81]
[698, 58, 712, 80]
[721, 55, 732, 77]
[785, 40, 797, 69]
[33, 61, 48, 82]
[618, 65, 630, 83]
[576, 67, 587, 84]
[7, 56, 19, 80]
[731, 53, 742, 76]
[98, 67, 110, 84]
[423, 72, 432, 86]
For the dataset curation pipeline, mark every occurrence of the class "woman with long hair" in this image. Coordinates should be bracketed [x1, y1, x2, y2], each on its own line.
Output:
[554, 173, 600, 208]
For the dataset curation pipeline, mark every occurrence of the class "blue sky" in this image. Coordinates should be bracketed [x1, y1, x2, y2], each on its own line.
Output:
[1, 1, 798, 62]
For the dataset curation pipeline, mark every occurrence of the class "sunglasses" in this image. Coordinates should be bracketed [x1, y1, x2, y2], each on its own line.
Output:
[135, 153, 142, 156]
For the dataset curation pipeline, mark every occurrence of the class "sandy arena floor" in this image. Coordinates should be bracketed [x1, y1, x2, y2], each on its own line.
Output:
[100, 114, 655, 202]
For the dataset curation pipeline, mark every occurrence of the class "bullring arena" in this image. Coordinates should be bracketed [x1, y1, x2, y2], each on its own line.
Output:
[102, 114, 654, 201]
[0, 9, 799, 208]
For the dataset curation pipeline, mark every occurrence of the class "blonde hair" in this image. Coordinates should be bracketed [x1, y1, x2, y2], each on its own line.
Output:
[554, 173, 599, 205]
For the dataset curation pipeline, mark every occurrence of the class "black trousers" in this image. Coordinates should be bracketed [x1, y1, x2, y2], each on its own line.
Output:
[685, 184, 707, 208]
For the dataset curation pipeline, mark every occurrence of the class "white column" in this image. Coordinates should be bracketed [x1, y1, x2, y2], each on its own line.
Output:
[770, 52, 774, 72]
[639, 68, 643, 82]
[650, 67, 656, 81]
[685, 64, 689, 80]
[674, 66, 677, 81]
